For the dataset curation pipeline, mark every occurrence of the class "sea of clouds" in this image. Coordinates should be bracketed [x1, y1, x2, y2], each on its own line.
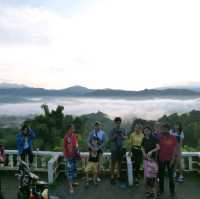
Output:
[0, 97, 200, 121]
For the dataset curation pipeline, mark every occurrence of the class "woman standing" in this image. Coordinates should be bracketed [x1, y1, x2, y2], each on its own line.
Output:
[129, 124, 144, 185]
[64, 124, 79, 194]
[141, 127, 160, 199]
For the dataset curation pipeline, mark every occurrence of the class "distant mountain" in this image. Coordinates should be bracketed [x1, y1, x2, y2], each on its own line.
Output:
[0, 82, 27, 89]
[87, 88, 200, 98]
[1, 84, 200, 102]
[60, 85, 92, 95]
[157, 82, 200, 92]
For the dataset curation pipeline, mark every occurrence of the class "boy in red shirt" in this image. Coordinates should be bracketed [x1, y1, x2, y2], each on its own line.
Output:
[158, 124, 177, 198]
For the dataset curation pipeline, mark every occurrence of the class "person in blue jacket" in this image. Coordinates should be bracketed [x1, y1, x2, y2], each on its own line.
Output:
[16, 124, 36, 166]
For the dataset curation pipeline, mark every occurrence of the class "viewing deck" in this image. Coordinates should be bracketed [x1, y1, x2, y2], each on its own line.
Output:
[0, 150, 200, 199]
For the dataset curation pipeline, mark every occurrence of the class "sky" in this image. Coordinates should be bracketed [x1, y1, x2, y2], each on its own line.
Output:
[0, 0, 200, 90]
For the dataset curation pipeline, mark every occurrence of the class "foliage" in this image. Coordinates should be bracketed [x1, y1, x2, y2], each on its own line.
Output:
[0, 106, 200, 152]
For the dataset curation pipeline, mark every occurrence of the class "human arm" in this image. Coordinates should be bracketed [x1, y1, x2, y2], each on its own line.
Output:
[147, 143, 160, 159]
[28, 127, 36, 139]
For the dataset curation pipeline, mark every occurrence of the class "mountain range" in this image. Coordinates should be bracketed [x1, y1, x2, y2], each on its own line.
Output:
[0, 83, 200, 100]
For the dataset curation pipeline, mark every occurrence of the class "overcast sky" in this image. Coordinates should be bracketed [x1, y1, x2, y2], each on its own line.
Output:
[0, 0, 200, 90]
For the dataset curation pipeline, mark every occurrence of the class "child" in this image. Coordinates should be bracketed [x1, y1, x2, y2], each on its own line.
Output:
[85, 137, 99, 187]
[144, 158, 158, 199]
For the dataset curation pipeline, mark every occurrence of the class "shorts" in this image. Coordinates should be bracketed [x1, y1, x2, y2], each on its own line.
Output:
[85, 162, 98, 173]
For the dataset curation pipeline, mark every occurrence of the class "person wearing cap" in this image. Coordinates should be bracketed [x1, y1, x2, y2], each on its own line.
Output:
[87, 121, 106, 182]
[158, 124, 177, 198]
[129, 123, 144, 185]
[109, 117, 127, 185]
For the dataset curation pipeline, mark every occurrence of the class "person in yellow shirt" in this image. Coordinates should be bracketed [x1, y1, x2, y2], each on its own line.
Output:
[129, 124, 144, 185]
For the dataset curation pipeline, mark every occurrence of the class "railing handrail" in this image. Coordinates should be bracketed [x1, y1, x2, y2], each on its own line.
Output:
[6, 150, 199, 156]
[3, 150, 200, 184]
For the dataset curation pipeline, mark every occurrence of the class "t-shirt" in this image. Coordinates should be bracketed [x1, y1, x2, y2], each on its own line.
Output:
[129, 132, 144, 147]
[24, 137, 29, 149]
[152, 131, 162, 141]
[141, 136, 158, 159]
[64, 133, 78, 158]
[110, 128, 126, 151]
[159, 134, 177, 161]
[88, 150, 99, 163]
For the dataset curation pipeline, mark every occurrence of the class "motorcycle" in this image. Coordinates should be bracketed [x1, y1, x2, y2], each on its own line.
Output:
[16, 160, 48, 199]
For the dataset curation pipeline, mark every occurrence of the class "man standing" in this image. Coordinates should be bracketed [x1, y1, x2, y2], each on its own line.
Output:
[88, 121, 106, 182]
[158, 124, 177, 198]
[109, 117, 127, 185]
[16, 125, 36, 166]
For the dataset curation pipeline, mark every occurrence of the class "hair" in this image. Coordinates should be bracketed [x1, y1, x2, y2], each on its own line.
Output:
[114, 117, 122, 123]
[66, 124, 73, 131]
[176, 123, 183, 133]
[143, 126, 152, 133]
[160, 123, 171, 132]
[21, 124, 28, 131]
[135, 123, 143, 129]
[94, 121, 101, 127]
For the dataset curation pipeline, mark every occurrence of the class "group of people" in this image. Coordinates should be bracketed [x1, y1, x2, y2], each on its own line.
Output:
[63, 117, 184, 198]
[0, 118, 184, 198]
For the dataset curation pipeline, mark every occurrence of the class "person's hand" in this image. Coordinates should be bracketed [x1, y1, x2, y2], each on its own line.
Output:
[143, 153, 148, 159]
[147, 151, 152, 159]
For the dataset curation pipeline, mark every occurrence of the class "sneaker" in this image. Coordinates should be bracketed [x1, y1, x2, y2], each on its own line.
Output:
[85, 182, 89, 188]
[73, 182, 79, 186]
[69, 188, 74, 194]
[97, 177, 101, 182]
[134, 178, 139, 186]
[110, 178, 116, 185]
[176, 176, 184, 183]
[157, 191, 164, 196]
[93, 180, 98, 186]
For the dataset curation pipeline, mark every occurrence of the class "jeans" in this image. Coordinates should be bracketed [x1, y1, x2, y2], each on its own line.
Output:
[158, 160, 175, 194]
[21, 148, 33, 164]
[65, 158, 77, 183]
[131, 147, 142, 179]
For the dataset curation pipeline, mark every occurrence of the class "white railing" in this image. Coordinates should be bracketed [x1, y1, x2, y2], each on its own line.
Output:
[1, 150, 199, 184]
